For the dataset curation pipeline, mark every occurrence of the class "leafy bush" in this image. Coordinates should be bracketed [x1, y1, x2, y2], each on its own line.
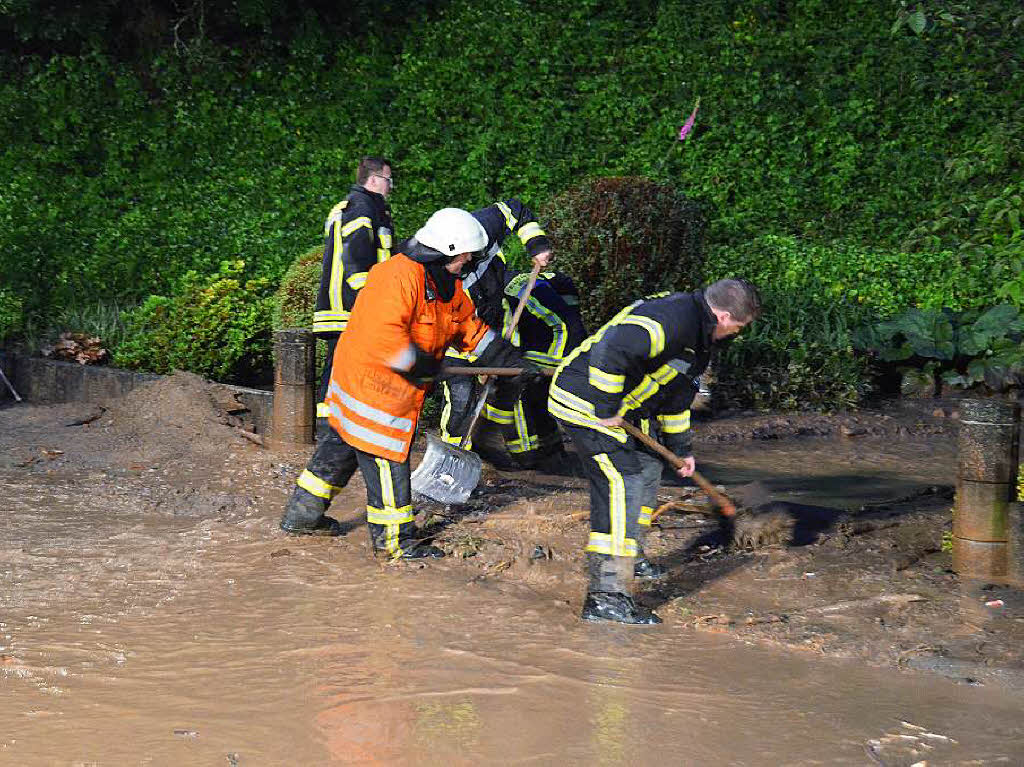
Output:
[114, 260, 274, 383]
[544, 176, 706, 328]
[714, 287, 872, 412]
[853, 305, 1024, 392]
[272, 247, 323, 331]
[0, 288, 23, 343]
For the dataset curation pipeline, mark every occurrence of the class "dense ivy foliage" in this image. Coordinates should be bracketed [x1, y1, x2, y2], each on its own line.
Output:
[1, 0, 1021, 408]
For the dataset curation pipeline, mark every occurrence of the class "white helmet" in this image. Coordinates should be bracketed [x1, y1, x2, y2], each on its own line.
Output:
[415, 208, 487, 257]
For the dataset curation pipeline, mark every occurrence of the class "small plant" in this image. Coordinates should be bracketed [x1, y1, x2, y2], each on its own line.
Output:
[115, 260, 274, 383]
[853, 304, 1024, 393]
[941, 529, 954, 553]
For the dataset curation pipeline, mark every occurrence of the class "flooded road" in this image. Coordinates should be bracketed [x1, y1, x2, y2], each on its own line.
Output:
[2, 392, 1022, 764]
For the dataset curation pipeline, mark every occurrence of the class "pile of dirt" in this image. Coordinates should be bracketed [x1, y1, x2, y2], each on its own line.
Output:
[99, 371, 254, 450]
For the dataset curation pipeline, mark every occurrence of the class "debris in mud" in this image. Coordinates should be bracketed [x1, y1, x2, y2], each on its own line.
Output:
[42, 332, 109, 365]
[173, 728, 199, 738]
[64, 406, 106, 427]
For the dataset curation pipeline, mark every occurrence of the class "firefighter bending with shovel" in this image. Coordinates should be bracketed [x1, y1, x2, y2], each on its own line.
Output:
[549, 279, 761, 623]
[280, 208, 543, 558]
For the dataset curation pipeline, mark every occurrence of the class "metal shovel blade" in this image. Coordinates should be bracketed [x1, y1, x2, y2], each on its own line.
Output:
[410, 432, 482, 505]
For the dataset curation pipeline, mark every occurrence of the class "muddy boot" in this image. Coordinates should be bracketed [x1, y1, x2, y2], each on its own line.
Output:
[634, 545, 667, 579]
[368, 522, 445, 560]
[580, 553, 661, 625]
[280, 488, 342, 536]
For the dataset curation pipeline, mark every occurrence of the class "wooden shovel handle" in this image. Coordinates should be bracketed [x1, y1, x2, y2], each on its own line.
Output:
[443, 366, 554, 377]
[459, 262, 544, 446]
[619, 420, 736, 517]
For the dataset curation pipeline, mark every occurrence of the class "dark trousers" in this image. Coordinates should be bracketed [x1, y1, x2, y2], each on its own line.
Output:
[441, 374, 561, 456]
[559, 423, 662, 558]
[291, 425, 414, 553]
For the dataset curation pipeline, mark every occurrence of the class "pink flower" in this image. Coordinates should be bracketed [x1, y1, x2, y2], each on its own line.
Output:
[678, 97, 701, 141]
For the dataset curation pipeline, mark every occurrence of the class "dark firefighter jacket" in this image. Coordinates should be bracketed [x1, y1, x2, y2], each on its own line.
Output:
[549, 290, 718, 458]
[500, 270, 586, 370]
[312, 185, 394, 337]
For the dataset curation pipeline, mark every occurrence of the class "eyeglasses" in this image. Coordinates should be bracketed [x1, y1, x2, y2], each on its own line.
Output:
[372, 174, 394, 189]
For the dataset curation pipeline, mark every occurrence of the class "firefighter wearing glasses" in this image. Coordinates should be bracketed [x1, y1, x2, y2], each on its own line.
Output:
[312, 156, 395, 436]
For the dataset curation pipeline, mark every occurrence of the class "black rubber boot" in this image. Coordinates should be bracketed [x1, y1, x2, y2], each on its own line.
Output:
[634, 558, 668, 579]
[580, 553, 661, 625]
[280, 488, 342, 536]
[634, 545, 667, 579]
[581, 591, 662, 625]
[368, 522, 445, 559]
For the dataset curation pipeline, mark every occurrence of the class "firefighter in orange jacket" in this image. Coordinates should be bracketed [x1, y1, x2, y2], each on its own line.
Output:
[280, 208, 542, 557]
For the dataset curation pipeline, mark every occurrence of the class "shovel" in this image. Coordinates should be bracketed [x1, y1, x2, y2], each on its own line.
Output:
[619, 421, 796, 548]
[411, 262, 543, 504]
[618, 420, 737, 517]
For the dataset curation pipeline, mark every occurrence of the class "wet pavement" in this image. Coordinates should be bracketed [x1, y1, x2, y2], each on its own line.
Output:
[2, 390, 1023, 764]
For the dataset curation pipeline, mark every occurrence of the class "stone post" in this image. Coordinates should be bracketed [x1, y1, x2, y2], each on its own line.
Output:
[953, 399, 1020, 579]
[270, 329, 316, 447]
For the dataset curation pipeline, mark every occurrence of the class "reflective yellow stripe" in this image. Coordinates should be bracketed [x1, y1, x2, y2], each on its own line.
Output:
[313, 309, 351, 322]
[341, 216, 372, 237]
[297, 469, 339, 500]
[639, 506, 653, 527]
[323, 200, 348, 236]
[484, 404, 514, 424]
[346, 271, 368, 290]
[329, 223, 344, 312]
[312, 320, 348, 333]
[496, 201, 517, 231]
[586, 532, 638, 557]
[316, 402, 330, 418]
[620, 315, 666, 357]
[517, 221, 544, 243]
[594, 453, 630, 556]
[588, 366, 625, 393]
[547, 388, 628, 443]
[376, 248, 390, 263]
[512, 399, 535, 451]
[366, 505, 414, 524]
[658, 411, 691, 434]
[375, 458, 393, 510]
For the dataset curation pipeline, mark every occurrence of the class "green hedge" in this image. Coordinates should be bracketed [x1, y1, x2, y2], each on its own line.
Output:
[707, 235, 1001, 317]
[1, 0, 1021, 407]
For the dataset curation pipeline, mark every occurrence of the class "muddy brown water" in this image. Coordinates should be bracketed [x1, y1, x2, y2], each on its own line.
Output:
[3, 399, 1023, 764]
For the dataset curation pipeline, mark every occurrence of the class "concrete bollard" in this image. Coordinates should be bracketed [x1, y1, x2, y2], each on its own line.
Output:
[953, 399, 1020, 579]
[270, 329, 316, 447]
[1008, 502, 1024, 587]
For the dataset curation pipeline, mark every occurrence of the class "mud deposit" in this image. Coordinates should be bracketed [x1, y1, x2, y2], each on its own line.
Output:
[2, 373, 1023, 764]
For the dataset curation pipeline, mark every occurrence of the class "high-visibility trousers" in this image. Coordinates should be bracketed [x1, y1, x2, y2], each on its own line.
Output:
[293, 425, 415, 542]
[441, 374, 560, 456]
[558, 422, 662, 558]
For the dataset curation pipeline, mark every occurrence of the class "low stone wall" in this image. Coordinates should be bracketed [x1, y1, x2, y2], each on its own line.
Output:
[0, 352, 273, 435]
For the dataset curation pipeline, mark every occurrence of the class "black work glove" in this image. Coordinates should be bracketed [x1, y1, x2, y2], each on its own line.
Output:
[476, 298, 505, 331]
[512, 359, 546, 387]
[400, 346, 442, 385]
